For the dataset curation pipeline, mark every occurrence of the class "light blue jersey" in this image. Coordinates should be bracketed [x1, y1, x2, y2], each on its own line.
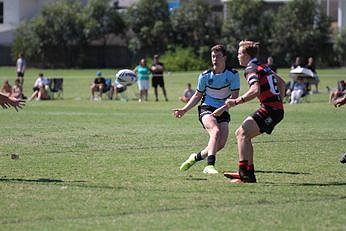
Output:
[197, 68, 240, 108]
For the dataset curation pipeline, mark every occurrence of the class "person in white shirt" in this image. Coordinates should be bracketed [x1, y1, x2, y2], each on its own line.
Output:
[28, 73, 49, 101]
[16, 53, 26, 86]
[109, 79, 127, 100]
[288, 77, 306, 104]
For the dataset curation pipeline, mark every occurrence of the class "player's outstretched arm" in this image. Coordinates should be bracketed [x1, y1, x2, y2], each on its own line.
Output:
[213, 82, 260, 117]
[212, 89, 239, 117]
[211, 104, 229, 117]
[0, 93, 26, 111]
[172, 92, 202, 118]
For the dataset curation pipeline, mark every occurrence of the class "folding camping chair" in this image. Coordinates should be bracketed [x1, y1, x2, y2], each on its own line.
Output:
[48, 78, 63, 99]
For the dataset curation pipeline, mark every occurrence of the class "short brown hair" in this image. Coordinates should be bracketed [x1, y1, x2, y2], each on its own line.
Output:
[210, 44, 227, 56]
[239, 40, 259, 58]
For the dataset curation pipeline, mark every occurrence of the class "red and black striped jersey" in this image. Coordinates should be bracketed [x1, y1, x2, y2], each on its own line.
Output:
[244, 59, 284, 110]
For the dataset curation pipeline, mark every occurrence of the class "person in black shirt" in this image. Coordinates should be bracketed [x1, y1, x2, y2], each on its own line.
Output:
[291, 56, 303, 69]
[90, 71, 106, 100]
[267, 56, 277, 73]
[306, 57, 319, 93]
[151, 55, 168, 101]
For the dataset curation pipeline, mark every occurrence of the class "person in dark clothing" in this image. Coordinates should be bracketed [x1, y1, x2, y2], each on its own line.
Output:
[151, 55, 168, 101]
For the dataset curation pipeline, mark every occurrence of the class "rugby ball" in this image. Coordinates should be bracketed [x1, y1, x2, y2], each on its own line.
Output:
[116, 69, 137, 86]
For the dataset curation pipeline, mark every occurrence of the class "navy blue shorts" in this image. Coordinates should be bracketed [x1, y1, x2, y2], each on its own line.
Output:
[251, 106, 284, 134]
[198, 105, 230, 128]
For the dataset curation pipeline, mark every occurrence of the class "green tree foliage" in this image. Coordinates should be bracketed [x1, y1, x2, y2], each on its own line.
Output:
[13, 1, 85, 67]
[12, 0, 126, 67]
[13, 1, 84, 67]
[11, 0, 339, 69]
[222, 0, 273, 58]
[81, 0, 126, 66]
[162, 46, 207, 71]
[12, 20, 41, 64]
[270, 0, 331, 65]
[333, 29, 346, 66]
[83, 0, 126, 44]
[127, 0, 170, 53]
[170, 0, 222, 50]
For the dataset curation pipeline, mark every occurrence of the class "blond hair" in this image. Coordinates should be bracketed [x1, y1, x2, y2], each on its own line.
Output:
[239, 40, 260, 58]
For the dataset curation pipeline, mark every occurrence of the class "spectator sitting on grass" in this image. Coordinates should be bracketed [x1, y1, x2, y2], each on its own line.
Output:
[0, 92, 25, 111]
[333, 94, 346, 107]
[28, 73, 49, 101]
[109, 79, 127, 101]
[329, 80, 346, 105]
[1, 80, 12, 96]
[12, 78, 24, 99]
[179, 83, 195, 103]
[90, 71, 106, 100]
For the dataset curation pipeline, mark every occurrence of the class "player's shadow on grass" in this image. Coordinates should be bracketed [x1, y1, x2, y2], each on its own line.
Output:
[252, 137, 346, 144]
[185, 175, 208, 181]
[0, 177, 86, 183]
[258, 172, 346, 187]
[0, 177, 123, 190]
[256, 170, 311, 175]
[287, 182, 346, 186]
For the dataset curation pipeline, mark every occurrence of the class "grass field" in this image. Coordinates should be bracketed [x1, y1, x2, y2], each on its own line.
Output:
[0, 66, 345, 231]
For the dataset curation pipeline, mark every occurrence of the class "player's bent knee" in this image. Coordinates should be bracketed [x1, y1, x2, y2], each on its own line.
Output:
[235, 127, 242, 137]
[235, 127, 247, 140]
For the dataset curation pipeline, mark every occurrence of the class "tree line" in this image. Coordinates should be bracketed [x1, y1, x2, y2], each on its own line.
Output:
[12, 0, 346, 69]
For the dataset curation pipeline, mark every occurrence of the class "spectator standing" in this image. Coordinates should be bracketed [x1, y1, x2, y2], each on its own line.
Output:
[134, 58, 151, 102]
[151, 54, 168, 101]
[179, 83, 195, 103]
[16, 53, 26, 86]
[306, 57, 319, 93]
[291, 56, 303, 69]
[267, 56, 277, 73]
[173, 44, 240, 174]
[90, 71, 106, 100]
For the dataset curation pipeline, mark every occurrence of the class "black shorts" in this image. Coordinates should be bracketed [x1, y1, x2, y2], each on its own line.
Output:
[32, 86, 40, 92]
[251, 106, 284, 134]
[102, 87, 109, 93]
[198, 105, 230, 128]
[117, 86, 126, 93]
[17, 72, 24, 77]
[152, 77, 164, 88]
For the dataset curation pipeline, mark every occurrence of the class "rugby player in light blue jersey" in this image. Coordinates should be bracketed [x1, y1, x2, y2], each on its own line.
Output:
[173, 44, 240, 174]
